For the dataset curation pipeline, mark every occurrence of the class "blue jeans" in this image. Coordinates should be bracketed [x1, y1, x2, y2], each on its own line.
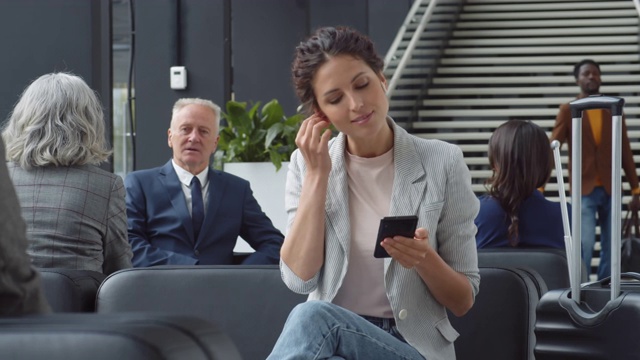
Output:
[267, 301, 425, 360]
[581, 187, 612, 280]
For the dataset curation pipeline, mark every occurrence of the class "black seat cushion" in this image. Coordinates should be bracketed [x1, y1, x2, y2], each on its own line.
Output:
[96, 265, 307, 360]
[450, 267, 539, 360]
[38, 268, 106, 312]
[0, 313, 241, 360]
[478, 248, 572, 291]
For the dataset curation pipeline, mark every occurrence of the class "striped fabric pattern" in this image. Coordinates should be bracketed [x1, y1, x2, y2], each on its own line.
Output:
[7, 163, 132, 275]
[281, 119, 480, 360]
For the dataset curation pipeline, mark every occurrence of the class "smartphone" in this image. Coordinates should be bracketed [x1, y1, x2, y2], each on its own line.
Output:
[373, 215, 419, 258]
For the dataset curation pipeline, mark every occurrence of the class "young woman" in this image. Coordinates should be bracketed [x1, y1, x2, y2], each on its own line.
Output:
[475, 120, 566, 249]
[267, 26, 480, 360]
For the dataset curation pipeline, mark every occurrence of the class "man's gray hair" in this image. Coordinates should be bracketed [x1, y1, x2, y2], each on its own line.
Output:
[171, 98, 221, 130]
[2, 72, 111, 169]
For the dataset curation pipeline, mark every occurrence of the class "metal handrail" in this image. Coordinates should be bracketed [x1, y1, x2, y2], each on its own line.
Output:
[634, 0, 640, 16]
[386, 0, 438, 99]
[383, 0, 426, 71]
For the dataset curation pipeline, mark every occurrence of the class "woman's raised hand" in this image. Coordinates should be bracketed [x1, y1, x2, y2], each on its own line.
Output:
[295, 112, 333, 175]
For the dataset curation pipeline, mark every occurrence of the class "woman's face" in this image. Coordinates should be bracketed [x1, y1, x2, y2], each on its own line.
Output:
[311, 55, 389, 142]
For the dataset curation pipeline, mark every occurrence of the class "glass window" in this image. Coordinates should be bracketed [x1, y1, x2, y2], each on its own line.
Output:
[112, 0, 134, 178]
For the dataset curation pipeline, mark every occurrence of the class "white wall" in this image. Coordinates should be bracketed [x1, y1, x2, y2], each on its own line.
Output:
[224, 162, 288, 253]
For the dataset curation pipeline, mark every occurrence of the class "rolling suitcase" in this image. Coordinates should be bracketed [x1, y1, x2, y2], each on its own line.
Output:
[534, 95, 640, 359]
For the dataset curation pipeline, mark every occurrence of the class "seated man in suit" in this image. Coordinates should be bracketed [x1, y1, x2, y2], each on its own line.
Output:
[125, 98, 284, 266]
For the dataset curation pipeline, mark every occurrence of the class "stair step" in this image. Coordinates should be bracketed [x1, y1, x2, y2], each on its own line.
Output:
[418, 107, 640, 118]
[463, 1, 632, 12]
[432, 74, 640, 85]
[465, 0, 616, 3]
[423, 97, 640, 107]
[450, 35, 637, 46]
[453, 26, 638, 38]
[440, 54, 640, 65]
[437, 64, 640, 74]
[459, 9, 635, 21]
[455, 18, 638, 29]
[413, 129, 640, 144]
[426, 85, 640, 96]
[413, 119, 556, 129]
[444, 44, 639, 55]
[418, 108, 558, 118]
[411, 118, 640, 130]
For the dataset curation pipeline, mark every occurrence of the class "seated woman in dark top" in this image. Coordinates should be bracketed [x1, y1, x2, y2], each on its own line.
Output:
[475, 120, 567, 249]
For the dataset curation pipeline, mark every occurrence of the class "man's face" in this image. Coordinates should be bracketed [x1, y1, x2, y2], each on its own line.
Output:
[577, 63, 601, 96]
[167, 104, 219, 175]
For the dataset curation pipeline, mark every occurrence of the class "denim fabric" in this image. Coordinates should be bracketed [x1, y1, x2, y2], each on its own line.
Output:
[267, 301, 425, 360]
[581, 187, 612, 280]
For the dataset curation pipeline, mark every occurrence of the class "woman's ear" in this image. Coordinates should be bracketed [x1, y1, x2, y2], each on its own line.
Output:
[378, 72, 388, 92]
[312, 104, 328, 120]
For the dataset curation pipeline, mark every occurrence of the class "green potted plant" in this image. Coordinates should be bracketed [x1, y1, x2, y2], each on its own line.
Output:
[217, 99, 303, 171]
[217, 99, 303, 253]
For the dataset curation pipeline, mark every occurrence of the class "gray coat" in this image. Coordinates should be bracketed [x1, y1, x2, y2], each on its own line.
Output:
[7, 163, 132, 275]
[0, 141, 49, 315]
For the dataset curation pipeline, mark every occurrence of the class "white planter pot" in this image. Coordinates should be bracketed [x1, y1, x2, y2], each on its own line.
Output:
[223, 162, 288, 253]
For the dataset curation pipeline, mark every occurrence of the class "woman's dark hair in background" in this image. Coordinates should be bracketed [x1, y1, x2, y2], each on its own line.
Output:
[292, 26, 384, 114]
[486, 120, 552, 246]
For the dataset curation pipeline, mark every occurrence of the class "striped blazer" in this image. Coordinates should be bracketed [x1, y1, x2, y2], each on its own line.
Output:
[281, 120, 480, 360]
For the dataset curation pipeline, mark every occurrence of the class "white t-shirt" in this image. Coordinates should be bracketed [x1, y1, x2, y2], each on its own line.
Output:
[332, 147, 395, 318]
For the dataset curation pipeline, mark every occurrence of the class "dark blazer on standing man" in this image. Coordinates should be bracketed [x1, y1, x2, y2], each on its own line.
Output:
[125, 160, 284, 267]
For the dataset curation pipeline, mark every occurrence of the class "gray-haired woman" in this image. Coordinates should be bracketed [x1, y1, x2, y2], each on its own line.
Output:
[2, 72, 132, 275]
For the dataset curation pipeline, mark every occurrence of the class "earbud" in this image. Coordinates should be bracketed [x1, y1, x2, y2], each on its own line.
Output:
[381, 82, 387, 92]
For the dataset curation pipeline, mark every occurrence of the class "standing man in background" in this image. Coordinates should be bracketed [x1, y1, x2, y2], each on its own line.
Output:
[125, 98, 283, 266]
[551, 59, 640, 280]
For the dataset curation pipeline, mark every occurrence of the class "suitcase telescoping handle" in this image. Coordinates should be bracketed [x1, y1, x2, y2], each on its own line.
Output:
[570, 95, 625, 303]
[551, 140, 580, 300]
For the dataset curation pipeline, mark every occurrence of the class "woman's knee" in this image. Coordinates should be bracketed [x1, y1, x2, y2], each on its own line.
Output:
[289, 300, 336, 322]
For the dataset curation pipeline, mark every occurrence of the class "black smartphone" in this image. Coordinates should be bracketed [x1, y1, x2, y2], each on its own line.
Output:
[373, 215, 419, 258]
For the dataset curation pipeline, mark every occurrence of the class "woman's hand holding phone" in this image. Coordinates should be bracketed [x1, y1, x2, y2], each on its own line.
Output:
[295, 111, 332, 176]
[380, 227, 431, 269]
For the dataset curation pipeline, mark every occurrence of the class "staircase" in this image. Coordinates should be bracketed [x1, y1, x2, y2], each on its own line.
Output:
[384, 0, 640, 277]
[385, 0, 640, 195]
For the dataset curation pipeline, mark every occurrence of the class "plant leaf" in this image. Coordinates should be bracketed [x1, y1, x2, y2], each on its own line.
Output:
[285, 113, 304, 127]
[269, 149, 283, 172]
[220, 98, 300, 166]
[262, 100, 284, 128]
[265, 123, 283, 149]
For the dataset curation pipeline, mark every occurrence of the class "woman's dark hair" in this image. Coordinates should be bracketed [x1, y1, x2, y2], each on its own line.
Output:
[486, 120, 552, 246]
[292, 26, 384, 113]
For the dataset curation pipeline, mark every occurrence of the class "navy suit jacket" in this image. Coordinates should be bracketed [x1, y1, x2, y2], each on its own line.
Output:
[125, 161, 284, 266]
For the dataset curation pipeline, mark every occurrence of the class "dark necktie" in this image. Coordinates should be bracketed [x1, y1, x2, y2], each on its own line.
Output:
[191, 176, 204, 240]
